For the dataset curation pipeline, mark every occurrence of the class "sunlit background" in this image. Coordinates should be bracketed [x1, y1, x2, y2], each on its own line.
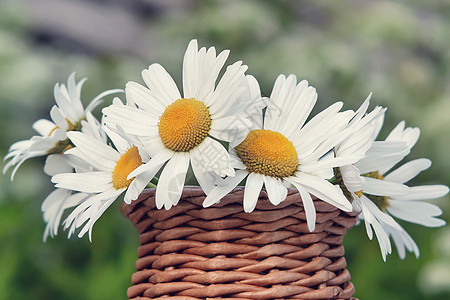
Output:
[0, 0, 449, 299]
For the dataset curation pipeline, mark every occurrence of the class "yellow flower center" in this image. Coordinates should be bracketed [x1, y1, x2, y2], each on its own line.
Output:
[235, 129, 298, 178]
[355, 190, 364, 198]
[112, 146, 144, 190]
[158, 98, 211, 152]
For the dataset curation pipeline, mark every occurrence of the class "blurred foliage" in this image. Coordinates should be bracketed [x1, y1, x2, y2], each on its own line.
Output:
[0, 0, 449, 299]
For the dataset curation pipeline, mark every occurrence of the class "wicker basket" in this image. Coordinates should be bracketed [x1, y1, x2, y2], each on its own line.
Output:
[120, 186, 359, 299]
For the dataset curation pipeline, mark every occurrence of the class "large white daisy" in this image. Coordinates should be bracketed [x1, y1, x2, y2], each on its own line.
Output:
[51, 118, 152, 240]
[103, 39, 261, 209]
[349, 120, 448, 259]
[3, 73, 122, 180]
[203, 74, 356, 231]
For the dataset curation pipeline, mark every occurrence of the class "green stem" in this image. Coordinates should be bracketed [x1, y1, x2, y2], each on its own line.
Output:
[147, 176, 159, 188]
[147, 182, 157, 188]
[328, 176, 338, 185]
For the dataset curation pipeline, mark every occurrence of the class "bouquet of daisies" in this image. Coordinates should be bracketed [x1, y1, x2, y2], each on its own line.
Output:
[4, 39, 448, 261]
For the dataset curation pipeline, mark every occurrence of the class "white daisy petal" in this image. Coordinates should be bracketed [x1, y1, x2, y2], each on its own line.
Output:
[210, 115, 252, 144]
[200, 47, 230, 100]
[102, 104, 158, 136]
[66, 132, 118, 171]
[340, 165, 364, 192]
[278, 83, 318, 138]
[288, 180, 316, 232]
[361, 177, 410, 196]
[243, 173, 264, 212]
[386, 122, 420, 149]
[52, 172, 112, 193]
[265, 74, 297, 130]
[142, 63, 181, 106]
[363, 217, 374, 240]
[356, 152, 409, 175]
[127, 149, 173, 179]
[32, 119, 57, 136]
[263, 176, 287, 206]
[191, 158, 217, 195]
[300, 155, 362, 173]
[50, 106, 69, 130]
[124, 169, 159, 204]
[293, 173, 352, 211]
[139, 135, 168, 158]
[155, 152, 190, 209]
[207, 61, 247, 117]
[41, 188, 73, 241]
[355, 197, 375, 224]
[387, 200, 445, 227]
[385, 121, 406, 141]
[360, 195, 403, 231]
[125, 81, 165, 115]
[44, 154, 73, 176]
[81, 111, 107, 142]
[391, 185, 449, 201]
[294, 108, 350, 158]
[76, 189, 124, 241]
[53, 85, 78, 123]
[203, 170, 249, 208]
[365, 140, 408, 156]
[182, 39, 200, 99]
[30, 134, 65, 152]
[193, 137, 234, 177]
[386, 225, 420, 259]
[183, 40, 230, 101]
[384, 158, 431, 184]
[7, 151, 45, 181]
[371, 220, 392, 261]
[86, 88, 123, 114]
[102, 127, 131, 155]
[349, 93, 371, 126]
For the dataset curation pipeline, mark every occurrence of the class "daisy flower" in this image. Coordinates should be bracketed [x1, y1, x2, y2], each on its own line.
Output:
[103, 39, 260, 209]
[3, 73, 122, 180]
[51, 116, 152, 240]
[332, 93, 386, 200]
[330, 97, 408, 260]
[349, 120, 448, 259]
[335, 114, 415, 260]
[203, 74, 356, 231]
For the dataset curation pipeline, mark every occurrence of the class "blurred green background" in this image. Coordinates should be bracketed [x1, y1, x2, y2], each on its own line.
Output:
[1, 0, 449, 299]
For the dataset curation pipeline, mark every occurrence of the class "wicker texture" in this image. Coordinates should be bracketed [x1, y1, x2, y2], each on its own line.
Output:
[121, 186, 359, 300]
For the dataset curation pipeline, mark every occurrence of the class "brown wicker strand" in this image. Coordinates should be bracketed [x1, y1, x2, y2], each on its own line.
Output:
[122, 186, 359, 299]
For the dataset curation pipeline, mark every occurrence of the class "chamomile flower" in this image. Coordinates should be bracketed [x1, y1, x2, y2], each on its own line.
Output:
[332, 94, 386, 200]
[204, 74, 356, 231]
[3, 73, 122, 180]
[103, 39, 258, 209]
[51, 122, 152, 240]
[351, 120, 448, 259]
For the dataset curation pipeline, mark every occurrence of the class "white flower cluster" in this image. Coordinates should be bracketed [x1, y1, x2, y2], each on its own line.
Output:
[4, 40, 448, 260]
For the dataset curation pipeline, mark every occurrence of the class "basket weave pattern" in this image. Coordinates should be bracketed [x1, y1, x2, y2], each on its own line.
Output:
[121, 186, 359, 299]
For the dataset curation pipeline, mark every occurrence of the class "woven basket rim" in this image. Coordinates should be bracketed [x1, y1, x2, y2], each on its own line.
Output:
[121, 186, 358, 219]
